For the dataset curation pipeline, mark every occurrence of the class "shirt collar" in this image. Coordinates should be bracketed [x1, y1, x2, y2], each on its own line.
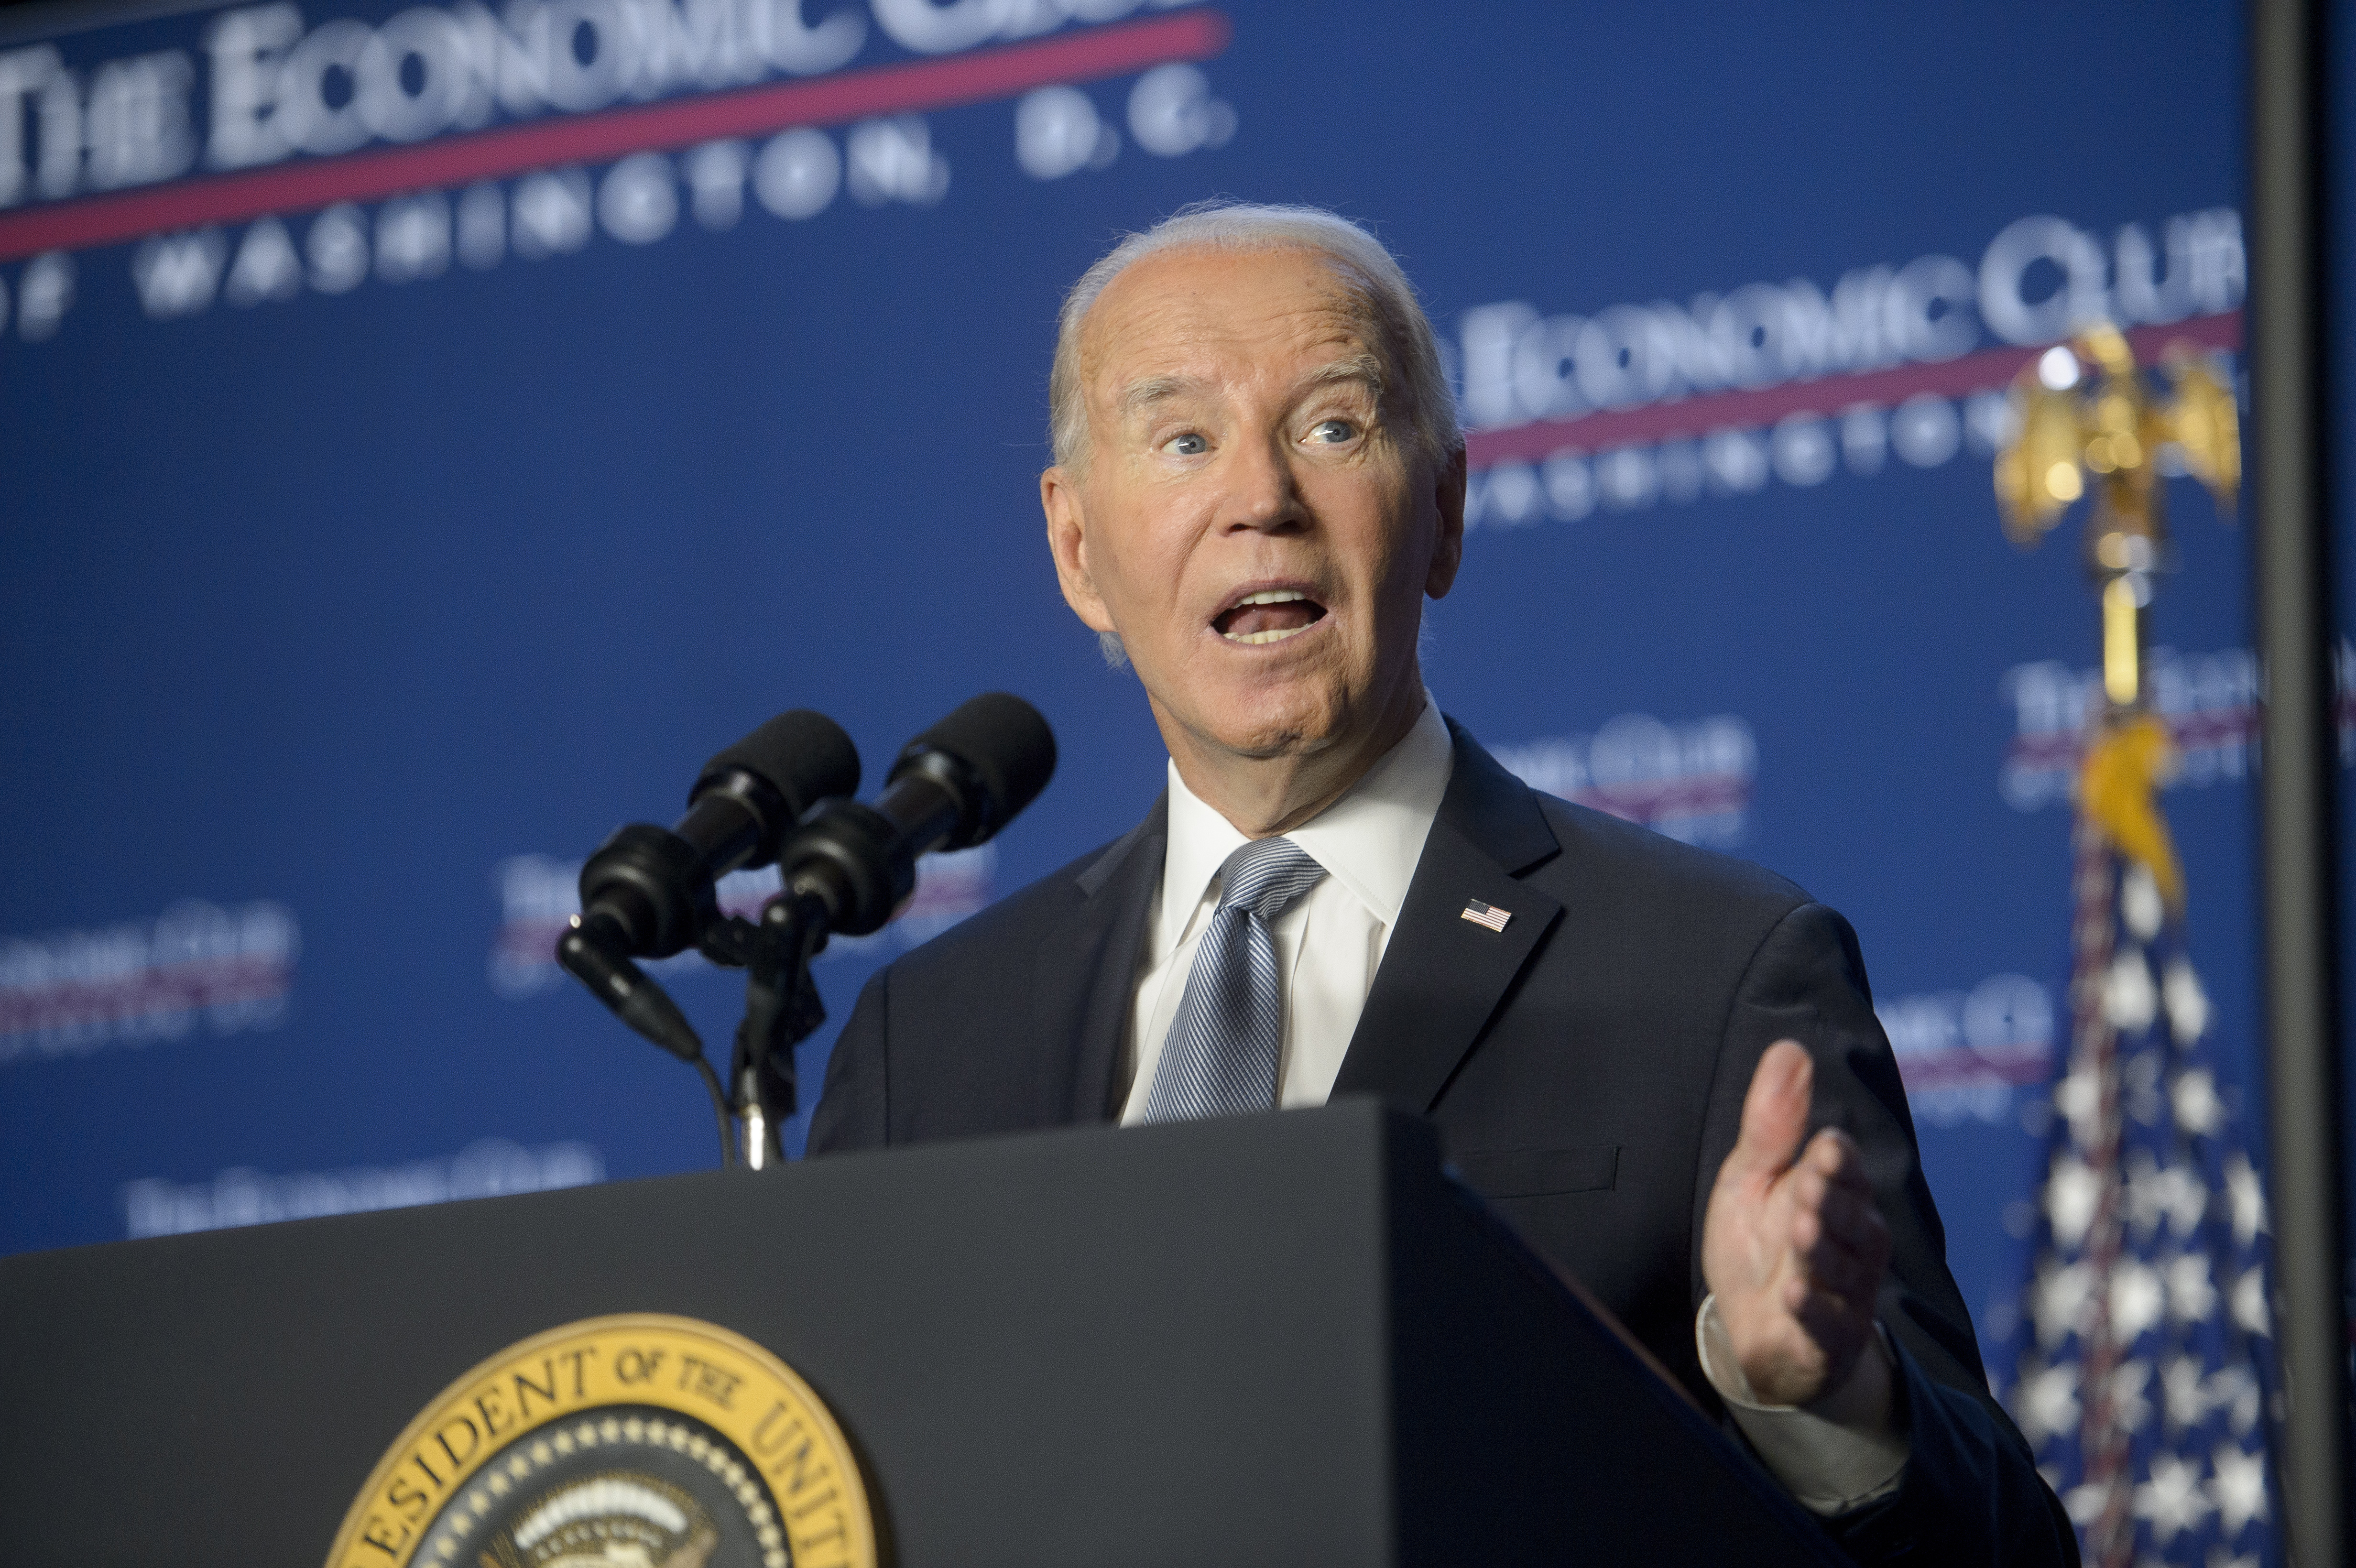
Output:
[1155, 693, 1455, 958]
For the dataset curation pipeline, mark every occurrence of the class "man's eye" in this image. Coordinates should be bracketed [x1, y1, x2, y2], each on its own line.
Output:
[1309, 419, 1357, 444]
[1163, 433, 1208, 456]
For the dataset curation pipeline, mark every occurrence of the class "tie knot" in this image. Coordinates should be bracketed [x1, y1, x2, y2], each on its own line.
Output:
[1215, 837, 1325, 922]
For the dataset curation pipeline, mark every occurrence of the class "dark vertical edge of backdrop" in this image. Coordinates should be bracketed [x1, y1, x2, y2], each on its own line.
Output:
[2249, 0, 2352, 1561]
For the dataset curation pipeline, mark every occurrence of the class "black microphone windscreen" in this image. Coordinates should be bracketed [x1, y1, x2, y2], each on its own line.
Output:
[697, 709, 861, 816]
[899, 692, 1057, 833]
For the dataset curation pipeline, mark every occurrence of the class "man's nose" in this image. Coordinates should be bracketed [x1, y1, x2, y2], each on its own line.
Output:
[1220, 431, 1308, 534]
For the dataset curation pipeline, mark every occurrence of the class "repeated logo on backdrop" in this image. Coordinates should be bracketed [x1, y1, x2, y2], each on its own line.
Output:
[0, 0, 1237, 331]
[122, 1135, 604, 1237]
[1453, 208, 2242, 529]
[1999, 647, 2260, 814]
[1493, 713, 1756, 849]
[1880, 973, 2055, 1129]
[0, 898, 299, 1064]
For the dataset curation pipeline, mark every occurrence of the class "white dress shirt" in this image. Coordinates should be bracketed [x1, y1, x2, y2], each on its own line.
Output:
[1117, 695, 1454, 1124]
[1115, 690, 1908, 1514]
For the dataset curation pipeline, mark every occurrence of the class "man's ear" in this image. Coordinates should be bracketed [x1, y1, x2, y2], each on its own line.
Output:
[1424, 445, 1467, 599]
[1042, 466, 1118, 634]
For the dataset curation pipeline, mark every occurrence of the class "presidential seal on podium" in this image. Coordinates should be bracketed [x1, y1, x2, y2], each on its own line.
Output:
[325, 1315, 876, 1568]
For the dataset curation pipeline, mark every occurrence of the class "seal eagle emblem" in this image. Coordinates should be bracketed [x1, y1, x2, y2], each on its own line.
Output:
[326, 1315, 875, 1568]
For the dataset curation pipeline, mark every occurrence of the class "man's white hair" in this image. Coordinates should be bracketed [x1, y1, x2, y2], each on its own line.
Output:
[1047, 200, 1462, 474]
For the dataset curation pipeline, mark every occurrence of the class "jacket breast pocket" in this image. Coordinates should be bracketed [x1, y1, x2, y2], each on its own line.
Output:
[1449, 1144, 1620, 1199]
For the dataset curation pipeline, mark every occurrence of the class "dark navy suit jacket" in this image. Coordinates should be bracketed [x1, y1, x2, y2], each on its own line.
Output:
[808, 719, 2076, 1567]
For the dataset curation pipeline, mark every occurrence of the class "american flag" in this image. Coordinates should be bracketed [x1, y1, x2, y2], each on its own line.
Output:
[1459, 898, 1512, 932]
[1999, 796, 2282, 1567]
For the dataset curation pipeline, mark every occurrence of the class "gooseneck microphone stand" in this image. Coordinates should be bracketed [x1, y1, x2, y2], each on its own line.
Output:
[562, 889, 835, 1171]
[563, 694, 1057, 1171]
[708, 740, 982, 1166]
[698, 890, 833, 1169]
[556, 708, 861, 1169]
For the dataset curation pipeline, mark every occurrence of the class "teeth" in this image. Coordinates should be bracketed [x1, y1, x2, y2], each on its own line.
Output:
[1218, 588, 1318, 645]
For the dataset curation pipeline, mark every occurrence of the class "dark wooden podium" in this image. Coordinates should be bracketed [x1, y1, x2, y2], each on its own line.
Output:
[0, 1098, 1841, 1566]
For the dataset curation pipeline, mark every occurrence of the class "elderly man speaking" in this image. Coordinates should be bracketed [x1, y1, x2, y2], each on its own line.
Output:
[809, 203, 2073, 1565]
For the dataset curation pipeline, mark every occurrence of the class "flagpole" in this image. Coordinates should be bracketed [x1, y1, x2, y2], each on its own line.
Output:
[2248, 0, 2349, 1560]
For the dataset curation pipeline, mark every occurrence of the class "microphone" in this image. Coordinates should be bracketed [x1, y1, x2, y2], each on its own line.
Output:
[777, 693, 1057, 937]
[577, 709, 861, 957]
[557, 709, 860, 1059]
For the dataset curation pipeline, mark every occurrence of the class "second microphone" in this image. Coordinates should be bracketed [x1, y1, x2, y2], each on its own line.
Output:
[777, 692, 1058, 937]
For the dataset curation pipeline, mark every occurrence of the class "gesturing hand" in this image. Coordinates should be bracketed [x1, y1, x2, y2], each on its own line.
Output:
[1702, 1040, 1894, 1408]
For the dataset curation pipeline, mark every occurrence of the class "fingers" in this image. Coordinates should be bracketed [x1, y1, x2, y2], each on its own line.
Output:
[1708, 1059, 1903, 1404]
[1798, 1191, 1888, 1263]
[1793, 1222, 1883, 1300]
[1785, 1280, 1874, 1375]
[1728, 1040, 1814, 1181]
[1728, 1276, 1875, 1407]
[1791, 1133, 1880, 1227]
[1802, 1125, 1871, 1185]
[1778, 1142, 1892, 1316]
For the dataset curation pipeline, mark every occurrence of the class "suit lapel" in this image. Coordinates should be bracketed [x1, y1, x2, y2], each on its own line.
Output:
[1330, 720, 1564, 1112]
[1030, 795, 1166, 1124]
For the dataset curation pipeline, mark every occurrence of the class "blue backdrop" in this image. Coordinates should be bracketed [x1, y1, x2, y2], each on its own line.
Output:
[0, 0, 2265, 1378]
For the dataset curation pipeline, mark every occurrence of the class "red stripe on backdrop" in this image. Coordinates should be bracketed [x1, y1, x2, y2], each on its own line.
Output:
[0, 8, 1232, 263]
[1464, 310, 2244, 470]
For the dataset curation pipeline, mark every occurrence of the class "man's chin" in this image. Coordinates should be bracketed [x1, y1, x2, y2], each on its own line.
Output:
[1162, 683, 1353, 764]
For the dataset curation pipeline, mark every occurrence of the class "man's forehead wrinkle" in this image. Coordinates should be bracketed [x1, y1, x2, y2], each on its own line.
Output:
[1104, 350, 1382, 434]
[1090, 311, 1382, 403]
[1071, 245, 1401, 457]
[1086, 251, 1372, 349]
[1086, 237, 1371, 326]
[1116, 373, 1208, 420]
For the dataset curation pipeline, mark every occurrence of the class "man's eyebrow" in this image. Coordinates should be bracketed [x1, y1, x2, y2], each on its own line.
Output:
[1113, 356, 1386, 420]
[1116, 374, 1209, 418]
[1295, 354, 1388, 399]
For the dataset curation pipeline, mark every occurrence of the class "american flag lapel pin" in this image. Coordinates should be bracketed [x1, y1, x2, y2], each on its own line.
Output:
[1460, 898, 1512, 933]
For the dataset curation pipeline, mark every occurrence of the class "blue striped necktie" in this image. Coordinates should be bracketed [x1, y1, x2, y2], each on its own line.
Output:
[1141, 836, 1328, 1123]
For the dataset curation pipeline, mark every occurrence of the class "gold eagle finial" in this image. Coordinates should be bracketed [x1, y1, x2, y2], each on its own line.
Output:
[1993, 323, 2240, 915]
[1994, 324, 2240, 549]
[1993, 324, 2240, 710]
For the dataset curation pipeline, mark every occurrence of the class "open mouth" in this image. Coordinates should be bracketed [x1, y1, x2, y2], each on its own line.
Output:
[1214, 588, 1329, 646]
